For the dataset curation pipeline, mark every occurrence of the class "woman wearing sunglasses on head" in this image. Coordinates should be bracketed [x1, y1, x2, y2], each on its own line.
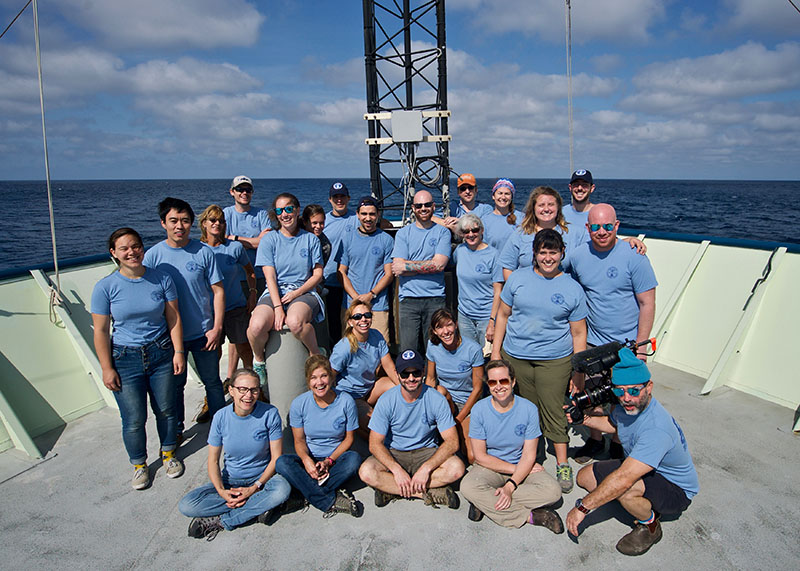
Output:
[247, 193, 324, 386]
[460, 360, 563, 532]
[329, 300, 399, 434]
[178, 368, 290, 540]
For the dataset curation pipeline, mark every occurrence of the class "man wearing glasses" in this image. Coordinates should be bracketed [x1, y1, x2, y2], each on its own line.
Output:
[224, 175, 271, 295]
[358, 349, 465, 509]
[391, 189, 452, 354]
[565, 349, 698, 556]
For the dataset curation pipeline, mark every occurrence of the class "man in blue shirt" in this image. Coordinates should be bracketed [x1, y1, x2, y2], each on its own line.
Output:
[143, 197, 226, 438]
[391, 190, 452, 354]
[562, 169, 595, 231]
[358, 349, 465, 509]
[324, 181, 358, 343]
[433, 173, 493, 232]
[565, 349, 698, 556]
[223, 175, 271, 292]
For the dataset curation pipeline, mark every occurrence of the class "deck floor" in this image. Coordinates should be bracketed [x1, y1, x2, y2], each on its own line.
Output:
[1, 362, 798, 570]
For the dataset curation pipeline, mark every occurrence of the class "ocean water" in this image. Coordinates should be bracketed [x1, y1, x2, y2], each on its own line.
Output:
[1, 178, 798, 272]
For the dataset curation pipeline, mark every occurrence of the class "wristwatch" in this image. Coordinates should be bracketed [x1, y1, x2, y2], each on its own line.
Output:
[575, 498, 591, 514]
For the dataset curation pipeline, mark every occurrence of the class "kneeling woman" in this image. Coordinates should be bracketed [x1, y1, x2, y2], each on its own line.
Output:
[179, 369, 290, 540]
[461, 360, 563, 532]
[276, 355, 364, 517]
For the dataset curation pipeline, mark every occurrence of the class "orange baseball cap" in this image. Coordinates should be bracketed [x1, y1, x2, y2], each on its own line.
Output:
[457, 173, 477, 188]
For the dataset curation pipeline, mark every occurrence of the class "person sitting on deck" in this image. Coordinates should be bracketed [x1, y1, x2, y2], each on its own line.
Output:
[565, 349, 699, 556]
[358, 349, 466, 509]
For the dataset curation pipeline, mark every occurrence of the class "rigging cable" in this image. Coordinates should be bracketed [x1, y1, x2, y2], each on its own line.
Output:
[0, 0, 31, 40]
[788, 0, 800, 15]
[565, 0, 574, 175]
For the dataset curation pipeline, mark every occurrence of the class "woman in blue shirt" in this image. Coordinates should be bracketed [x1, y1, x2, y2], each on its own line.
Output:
[452, 214, 503, 349]
[492, 229, 588, 494]
[276, 355, 364, 517]
[480, 179, 523, 251]
[425, 308, 484, 463]
[91, 227, 185, 490]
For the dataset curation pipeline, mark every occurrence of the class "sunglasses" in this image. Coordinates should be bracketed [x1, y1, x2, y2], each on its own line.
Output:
[462, 227, 481, 235]
[486, 377, 512, 387]
[350, 312, 373, 321]
[611, 384, 647, 397]
[234, 186, 253, 193]
[458, 185, 475, 191]
[412, 201, 434, 209]
[399, 369, 422, 379]
[274, 205, 296, 215]
[231, 386, 260, 396]
[588, 223, 615, 232]
[206, 217, 223, 224]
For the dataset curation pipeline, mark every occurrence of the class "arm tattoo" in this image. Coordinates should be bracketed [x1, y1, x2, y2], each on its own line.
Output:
[405, 260, 441, 274]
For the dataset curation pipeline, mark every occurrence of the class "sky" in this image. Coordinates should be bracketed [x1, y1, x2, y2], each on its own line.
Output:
[0, 0, 798, 181]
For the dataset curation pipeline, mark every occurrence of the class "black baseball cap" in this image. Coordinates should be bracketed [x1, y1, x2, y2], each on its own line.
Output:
[329, 181, 350, 197]
[570, 169, 593, 185]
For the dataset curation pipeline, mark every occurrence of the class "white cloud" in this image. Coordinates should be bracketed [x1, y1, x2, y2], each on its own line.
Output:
[301, 57, 364, 87]
[722, 0, 799, 37]
[590, 54, 623, 74]
[124, 59, 260, 95]
[308, 98, 364, 126]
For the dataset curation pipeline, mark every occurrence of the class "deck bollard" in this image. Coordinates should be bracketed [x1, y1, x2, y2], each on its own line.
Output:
[263, 327, 308, 430]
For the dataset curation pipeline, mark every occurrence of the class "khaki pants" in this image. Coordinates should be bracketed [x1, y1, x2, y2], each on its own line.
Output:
[460, 464, 561, 528]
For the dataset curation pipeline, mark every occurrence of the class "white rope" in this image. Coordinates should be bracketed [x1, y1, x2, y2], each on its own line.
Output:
[565, 0, 574, 175]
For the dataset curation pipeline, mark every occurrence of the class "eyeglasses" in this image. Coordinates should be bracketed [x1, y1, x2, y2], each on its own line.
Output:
[350, 312, 373, 321]
[399, 369, 422, 379]
[231, 386, 260, 396]
[274, 205, 295, 215]
[486, 377, 512, 387]
[588, 223, 615, 232]
[611, 384, 647, 397]
[234, 187, 253, 193]
[462, 227, 481, 235]
[458, 185, 475, 191]
[206, 218, 223, 224]
[412, 201, 434, 209]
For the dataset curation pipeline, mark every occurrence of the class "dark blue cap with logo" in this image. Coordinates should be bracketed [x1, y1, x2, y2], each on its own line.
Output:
[570, 169, 593, 185]
[395, 349, 424, 373]
[329, 181, 349, 197]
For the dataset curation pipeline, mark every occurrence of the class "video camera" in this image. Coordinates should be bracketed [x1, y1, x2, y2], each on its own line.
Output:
[565, 338, 656, 424]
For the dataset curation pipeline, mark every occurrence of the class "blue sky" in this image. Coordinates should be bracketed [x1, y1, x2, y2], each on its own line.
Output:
[1, 0, 798, 181]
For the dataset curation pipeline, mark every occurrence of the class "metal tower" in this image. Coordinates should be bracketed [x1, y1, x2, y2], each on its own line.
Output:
[362, 0, 451, 222]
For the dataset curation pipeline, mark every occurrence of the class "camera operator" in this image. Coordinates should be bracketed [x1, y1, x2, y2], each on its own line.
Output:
[565, 349, 698, 556]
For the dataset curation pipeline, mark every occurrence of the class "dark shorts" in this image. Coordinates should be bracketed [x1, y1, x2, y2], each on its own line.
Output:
[593, 459, 692, 515]
[257, 291, 320, 319]
[222, 305, 249, 345]
[386, 447, 437, 475]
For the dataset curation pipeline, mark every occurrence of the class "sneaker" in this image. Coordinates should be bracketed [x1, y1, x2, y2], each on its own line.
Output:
[132, 465, 150, 490]
[609, 440, 624, 460]
[374, 488, 399, 508]
[253, 361, 267, 386]
[573, 438, 604, 464]
[468, 502, 484, 522]
[195, 399, 211, 423]
[423, 486, 460, 510]
[556, 463, 574, 493]
[256, 508, 278, 525]
[529, 507, 565, 534]
[163, 455, 184, 479]
[616, 518, 663, 556]
[323, 490, 364, 518]
[187, 516, 224, 541]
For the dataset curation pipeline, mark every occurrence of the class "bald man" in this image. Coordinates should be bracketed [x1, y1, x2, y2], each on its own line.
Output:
[391, 190, 452, 353]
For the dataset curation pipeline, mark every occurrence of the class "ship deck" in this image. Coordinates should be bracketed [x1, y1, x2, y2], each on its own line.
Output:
[1, 361, 797, 570]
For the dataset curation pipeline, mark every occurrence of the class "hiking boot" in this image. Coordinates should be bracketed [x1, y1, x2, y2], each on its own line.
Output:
[423, 486, 460, 510]
[195, 398, 211, 423]
[163, 455, 184, 479]
[468, 502, 484, 522]
[283, 491, 310, 514]
[253, 361, 267, 387]
[323, 490, 364, 518]
[573, 438, 604, 464]
[374, 488, 399, 508]
[616, 518, 663, 556]
[556, 463, 574, 493]
[609, 440, 624, 460]
[529, 507, 565, 534]
[256, 507, 279, 525]
[132, 465, 150, 490]
[187, 515, 224, 541]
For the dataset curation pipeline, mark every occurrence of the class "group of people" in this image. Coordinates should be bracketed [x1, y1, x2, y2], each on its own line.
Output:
[90, 171, 698, 555]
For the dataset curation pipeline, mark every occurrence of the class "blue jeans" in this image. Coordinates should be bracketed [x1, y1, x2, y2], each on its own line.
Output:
[275, 451, 362, 512]
[174, 336, 225, 433]
[178, 475, 291, 530]
[398, 296, 446, 354]
[111, 335, 177, 465]
[458, 310, 490, 349]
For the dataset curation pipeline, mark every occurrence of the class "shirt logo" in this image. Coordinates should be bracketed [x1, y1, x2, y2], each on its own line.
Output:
[253, 429, 268, 441]
[300, 248, 309, 257]
[428, 237, 438, 247]
[185, 260, 202, 273]
[551, 293, 565, 305]
[150, 290, 165, 303]
[371, 246, 382, 256]
[333, 417, 346, 431]
[607, 266, 619, 279]
[226, 256, 237, 266]
[474, 263, 488, 273]
[458, 361, 471, 372]
[514, 424, 526, 437]
[251, 218, 260, 228]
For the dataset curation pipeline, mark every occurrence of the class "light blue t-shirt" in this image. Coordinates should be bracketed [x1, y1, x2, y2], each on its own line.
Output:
[223, 205, 271, 267]
[610, 398, 699, 499]
[453, 243, 503, 320]
[208, 401, 283, 481]
[391, 222, 452, 300]
[369, 384, 455, 451]
[330, 329, 389, 399]
[91, 268, 177, 347]
[289, 391, 359, 458]
[445, 200, 493, 219]
[569, 241, 658, 345]
[500, 268, 588, 360]
[426, 338, 484, 405]
[340, 228, 394, 312]
[561, 204, 589, 231]
[255, 229, 323, 297]
[498, 225, 588, 274]
[469, 396, 542, 464]
[480, 209, 523, 251]
[205, 240, 250, 311]
[323, 210, 358, 286]
[143, 239, 224, 342]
